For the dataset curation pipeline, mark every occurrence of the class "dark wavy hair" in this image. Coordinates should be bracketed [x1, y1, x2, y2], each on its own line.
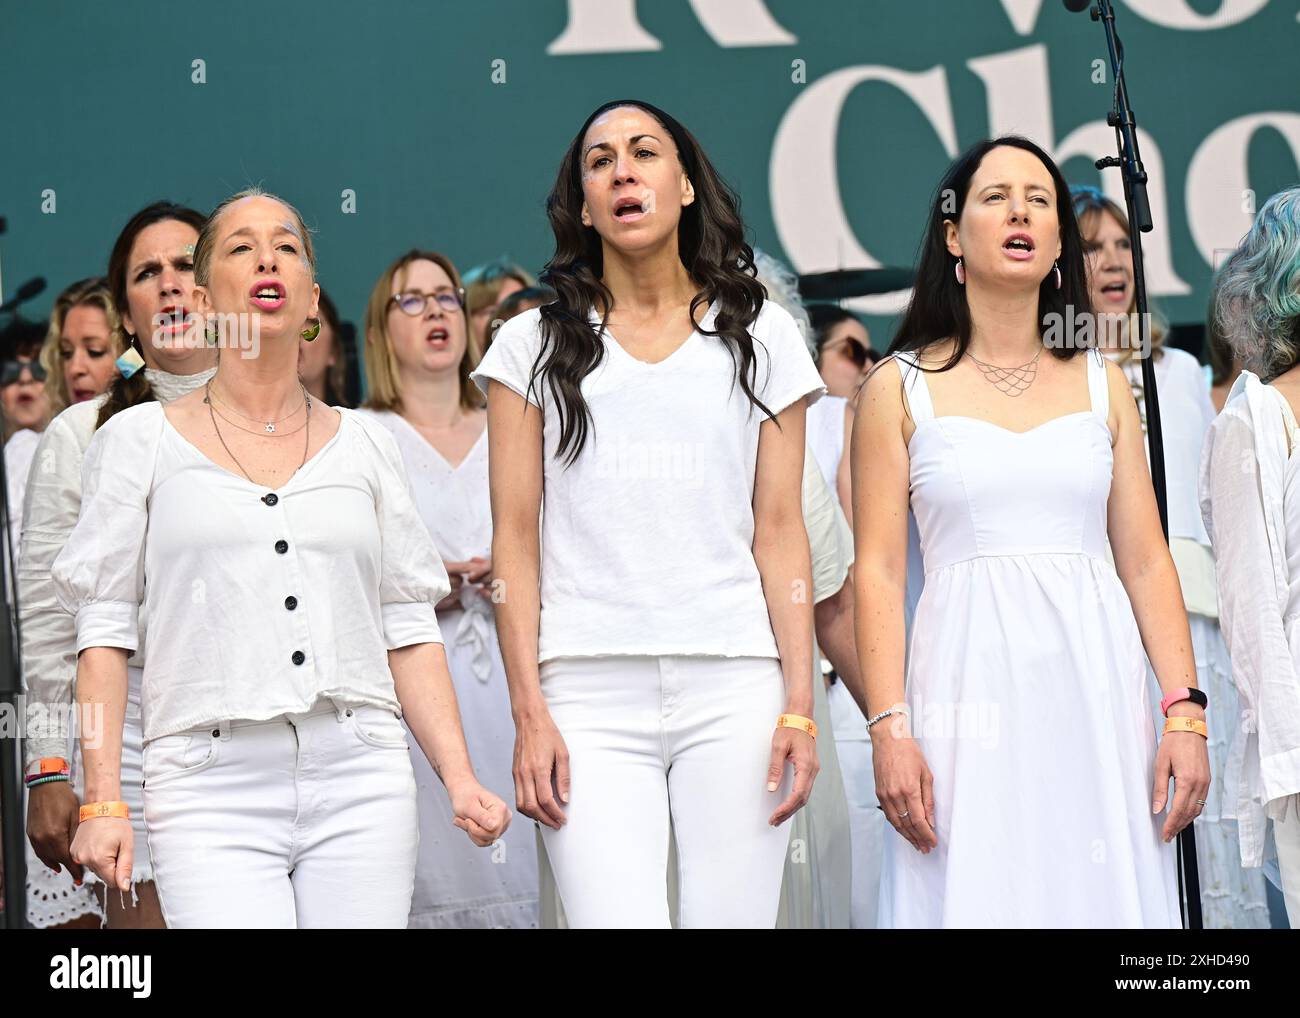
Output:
[530, 99, 771, 464]
[889, 136, 1092, 368]
[97, 201, 207, 429]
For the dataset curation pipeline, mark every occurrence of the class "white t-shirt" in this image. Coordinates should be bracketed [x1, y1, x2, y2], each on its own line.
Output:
[471, 299, 827, 662]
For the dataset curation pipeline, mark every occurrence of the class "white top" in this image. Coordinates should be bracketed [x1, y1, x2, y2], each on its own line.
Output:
[353, 408, 497, 680]
[1110, 348, 1219, 616]
[52, 401, 451, 742]
[5, 427, 41, 561]
[1200, 370, 1300, 868]
[19, 369, 215, 764]
[805, 394, 848, 497]
[470, 300, 827, 662]
[1111, 347, 1216, 545]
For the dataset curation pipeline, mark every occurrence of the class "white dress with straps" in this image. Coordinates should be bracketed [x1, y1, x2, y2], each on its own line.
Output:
[878, 348, 1181, 928]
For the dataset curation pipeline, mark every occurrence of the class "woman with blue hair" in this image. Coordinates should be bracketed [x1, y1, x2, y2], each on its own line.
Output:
[1201, 185, 1300, 926]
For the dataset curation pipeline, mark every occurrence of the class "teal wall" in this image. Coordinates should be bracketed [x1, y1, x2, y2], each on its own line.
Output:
[2, 0, 1297, 348]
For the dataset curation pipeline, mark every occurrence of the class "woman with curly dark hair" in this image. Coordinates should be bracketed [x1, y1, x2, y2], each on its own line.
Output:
[471, 100, 825, 927]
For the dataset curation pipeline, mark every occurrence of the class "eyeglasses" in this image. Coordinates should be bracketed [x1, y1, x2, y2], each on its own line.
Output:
[388, 289, 465, 317]
[0, 359, 47, 386]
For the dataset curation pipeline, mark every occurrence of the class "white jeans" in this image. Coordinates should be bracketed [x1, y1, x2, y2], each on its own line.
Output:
[538, 654, 792, 928]
[142, 700, 418, 928]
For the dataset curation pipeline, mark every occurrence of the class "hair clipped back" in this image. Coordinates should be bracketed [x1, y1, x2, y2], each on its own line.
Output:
[193, 187, 316, 288]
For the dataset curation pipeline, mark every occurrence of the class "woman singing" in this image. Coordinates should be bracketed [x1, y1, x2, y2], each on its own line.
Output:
[472, 100, 825, 928]
[855, 137, 1208, 928]
[56, 189, 509, 927]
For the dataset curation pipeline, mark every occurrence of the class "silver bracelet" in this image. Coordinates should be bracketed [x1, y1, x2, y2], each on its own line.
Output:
[865, 707, 909, 730]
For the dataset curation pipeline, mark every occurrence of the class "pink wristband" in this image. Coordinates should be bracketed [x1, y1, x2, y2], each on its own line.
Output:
[1160, 686, 1208, 717]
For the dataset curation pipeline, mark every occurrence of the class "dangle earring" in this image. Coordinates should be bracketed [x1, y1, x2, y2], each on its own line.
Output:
[954, 257, 966, 285]
[115, 339, 146, 380]
[301, 318, 321, 342]
[1052, 260, 1062, 290]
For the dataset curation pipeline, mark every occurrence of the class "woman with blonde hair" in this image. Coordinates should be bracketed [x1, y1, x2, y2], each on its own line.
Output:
[357, 248, 538, 927]
[54, 190, 508, 927]
[38, 277, 126, 414]
[1072, 185, 1267, 928]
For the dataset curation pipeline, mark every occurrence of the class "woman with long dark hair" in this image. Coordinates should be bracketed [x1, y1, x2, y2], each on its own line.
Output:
[22, 201, 212, 930]
[471, 100, 825, 927]
[853, 137, 1208, 927]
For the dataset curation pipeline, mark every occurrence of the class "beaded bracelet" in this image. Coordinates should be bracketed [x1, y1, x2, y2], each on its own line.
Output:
[866, 706, 910, 730]
[25, 773, 70, 788]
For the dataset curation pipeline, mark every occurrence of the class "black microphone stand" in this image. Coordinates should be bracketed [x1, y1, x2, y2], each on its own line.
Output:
[0, 213, 31, 928]
[1076, 0, 1202, 930]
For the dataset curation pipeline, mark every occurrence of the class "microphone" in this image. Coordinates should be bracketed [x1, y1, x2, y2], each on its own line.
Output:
[1063, 0, 1091, 11]
[0, 276, 46, 313]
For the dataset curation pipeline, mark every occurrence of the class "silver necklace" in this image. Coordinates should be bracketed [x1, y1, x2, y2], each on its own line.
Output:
[207, 380, 306, 433]
[966, 345, 1044, 397]
[205, 379, 312, 485]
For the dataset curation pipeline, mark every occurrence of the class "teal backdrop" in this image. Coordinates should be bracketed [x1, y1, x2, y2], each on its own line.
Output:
[2, 0, 1298, 354]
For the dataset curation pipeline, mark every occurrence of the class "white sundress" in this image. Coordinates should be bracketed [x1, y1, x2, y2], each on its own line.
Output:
[355, 409, 539, 928]
[878, 348, 1181, 928]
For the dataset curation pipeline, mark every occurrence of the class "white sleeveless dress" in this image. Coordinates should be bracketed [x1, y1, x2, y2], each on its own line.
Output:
[878, 349, 1181, 928]
[354, 409, 539, 928]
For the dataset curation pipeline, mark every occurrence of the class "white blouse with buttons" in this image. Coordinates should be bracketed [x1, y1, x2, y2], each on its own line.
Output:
[52, 401, 451, 743]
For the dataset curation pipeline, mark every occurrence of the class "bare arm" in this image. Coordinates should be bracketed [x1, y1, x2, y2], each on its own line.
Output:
[1104, 358, 1210, 839]
[390, 641, 508, 846]
[814, 570, 870, 718]
[1105, 358, 1198, 697]
[851, 361, 911, 721]
[71, 645, 132, 891]
[754, 399, 819, 824]
[851, 359, 937, 850]
[389, 641, 474, 791]
[754, 401, 815, 716]
[483, 380, 569, 829]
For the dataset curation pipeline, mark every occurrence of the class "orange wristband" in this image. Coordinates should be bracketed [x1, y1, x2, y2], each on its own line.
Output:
[28, 756, 70, 778]
[778, 713, 817, 739]
[79, 801, 130, 823]
[1163, 717, 1208, 739]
